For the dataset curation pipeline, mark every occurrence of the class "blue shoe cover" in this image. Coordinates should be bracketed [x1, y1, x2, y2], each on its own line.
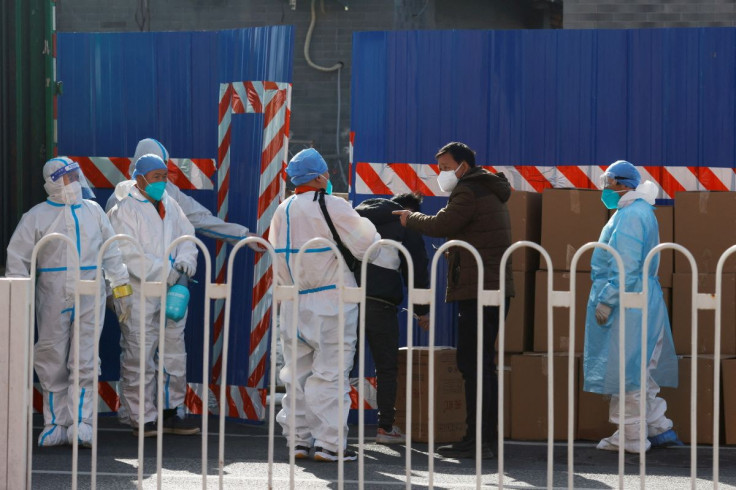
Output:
[648, 429, 684, 447]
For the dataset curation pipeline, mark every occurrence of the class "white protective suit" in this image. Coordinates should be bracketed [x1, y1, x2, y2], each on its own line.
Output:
[105, 138, 251, 243]
[107, 183, 197, 427]
[6, 157, 129, 446]
[269, 190, 380, 453]
[105, 138, 251, 423]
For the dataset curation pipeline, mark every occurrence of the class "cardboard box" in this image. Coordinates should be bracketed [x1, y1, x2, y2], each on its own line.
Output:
[500, 366, 511, 439]
[674, 191, 736, 274]
[660, 356, 731, 445]
[498, 271, 535, 353]
[672, 273, 736, 355]
[395, 347, 466, 443]
[722, 358, 736, 445]
[576, 364, 612, 441]
[508, 191, 542, 272]
[662, 287, 672, 326]
[655, 205, 674, 288]
[533, 270, 592, 354]
[510, 354, 578, 441]
[540, 188, 608, 272]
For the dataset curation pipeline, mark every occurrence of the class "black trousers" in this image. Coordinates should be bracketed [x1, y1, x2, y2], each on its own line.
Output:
[456, 297, 511, 443]
[362, 299, 400, 430]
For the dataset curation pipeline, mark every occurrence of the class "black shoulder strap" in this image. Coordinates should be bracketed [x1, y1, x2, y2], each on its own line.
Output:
[316, 190, 359, 271]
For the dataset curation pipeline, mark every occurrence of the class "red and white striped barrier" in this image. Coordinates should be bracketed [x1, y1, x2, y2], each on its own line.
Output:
[353, 162, 736, 198]
[69, 156, 216, 191]
[32, 377, 378, 417]
[213, 80, 292, 419]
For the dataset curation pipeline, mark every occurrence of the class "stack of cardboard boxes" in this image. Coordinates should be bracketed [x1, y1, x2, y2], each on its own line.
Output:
[392, 189, 736, 446]
[663, 191, 736, 444]
[511, 189, 608, 441]
[394, 347, 466, 443]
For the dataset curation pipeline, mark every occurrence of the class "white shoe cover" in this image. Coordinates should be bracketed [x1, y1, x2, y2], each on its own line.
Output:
[597, 434, 651, 453]
[67, 422, 93, 448]
[38, 425, 68, 447]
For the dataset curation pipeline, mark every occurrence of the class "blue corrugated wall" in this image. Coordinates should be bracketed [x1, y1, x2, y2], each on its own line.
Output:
[57, 26, 293, 388]
[350, 27, 736, 347]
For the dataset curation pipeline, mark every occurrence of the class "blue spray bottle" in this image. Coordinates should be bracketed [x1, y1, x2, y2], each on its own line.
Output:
[166, 274, 190, 321]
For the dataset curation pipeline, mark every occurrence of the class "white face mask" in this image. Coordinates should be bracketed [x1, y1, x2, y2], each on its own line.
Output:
[437, 166, 461, 193]
[61, 181, 83, 205]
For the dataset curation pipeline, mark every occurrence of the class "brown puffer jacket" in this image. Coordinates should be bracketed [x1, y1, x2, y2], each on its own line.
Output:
[406, 166, 515, 301]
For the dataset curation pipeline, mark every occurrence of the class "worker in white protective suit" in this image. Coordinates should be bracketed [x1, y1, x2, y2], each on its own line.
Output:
[584, 160, 682, 453]
[5, 157, 132, 448]
[107, 154, 199, 437]
[106, 138, 264, 426]
[269, 148, 380, 462]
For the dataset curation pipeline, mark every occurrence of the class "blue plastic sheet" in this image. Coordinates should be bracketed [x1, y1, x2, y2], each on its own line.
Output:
[350, 27, 736, 347]
[57, 26, 294, 389]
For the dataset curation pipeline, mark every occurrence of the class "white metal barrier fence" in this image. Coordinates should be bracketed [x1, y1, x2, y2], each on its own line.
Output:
[2, 235, 731, 488]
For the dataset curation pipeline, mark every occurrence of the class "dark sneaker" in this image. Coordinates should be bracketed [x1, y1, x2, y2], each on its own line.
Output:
[293, 444, 311, 459]
[313, 446, 358, 462]
[437, 439, 495, 459]
[162, 413, 201, 435]
[132, 422, 157, 438]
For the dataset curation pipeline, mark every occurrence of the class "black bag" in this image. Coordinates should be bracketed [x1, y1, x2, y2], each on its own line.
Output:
[316, 190, 359, 271]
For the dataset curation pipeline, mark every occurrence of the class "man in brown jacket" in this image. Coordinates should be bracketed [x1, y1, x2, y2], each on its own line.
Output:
[394, 141, 515, 459]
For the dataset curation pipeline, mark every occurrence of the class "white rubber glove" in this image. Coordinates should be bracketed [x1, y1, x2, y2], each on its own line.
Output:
[175, 262, 195, 278]
[167, 267, 181, 287]
[595, 303, 612, 325]
[113, 294, 133, 323]
[245, 232, 267, 252]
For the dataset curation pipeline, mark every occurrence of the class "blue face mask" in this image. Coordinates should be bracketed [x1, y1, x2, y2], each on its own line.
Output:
[144, 180, 167, 201]
[325, 179, 333, 195]
[601, 188, 623, 209]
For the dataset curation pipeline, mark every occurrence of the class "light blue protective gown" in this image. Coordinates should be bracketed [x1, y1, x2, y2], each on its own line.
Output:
[583, 199, 678, 394]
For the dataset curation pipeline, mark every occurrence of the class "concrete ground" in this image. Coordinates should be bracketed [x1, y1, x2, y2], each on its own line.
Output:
[30, 414, 736, 489]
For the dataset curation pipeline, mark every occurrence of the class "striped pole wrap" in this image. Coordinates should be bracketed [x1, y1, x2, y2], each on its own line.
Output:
[69, 156, 216, 190]
[211, 81, 291, 420]
[353, 162, 736, 198]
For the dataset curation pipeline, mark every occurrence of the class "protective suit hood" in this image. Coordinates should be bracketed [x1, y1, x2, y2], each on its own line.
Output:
[130, 138, 169, 175]
[458, 166, 512, 203]
[618, 180, 659, 208]
[42, 156, 95, 203]
[113, 180, 138, 202]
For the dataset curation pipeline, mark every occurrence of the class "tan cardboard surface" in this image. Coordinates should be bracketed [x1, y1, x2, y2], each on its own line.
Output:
[659, 356, 731, 445]
[510, 353, 578, 441]
[498, 271, 535, 353]
[508, 191, 542, 272]
[395, 347, 466, 443]
[540, 188, 608, 271]
[723, 359, 736, 445]
[576, 364, 612, 441]
[672, 273, 736, 355]
[654, 205, 674, 288]
[533, 271, 592, 353]
[674, 191, 736, 274]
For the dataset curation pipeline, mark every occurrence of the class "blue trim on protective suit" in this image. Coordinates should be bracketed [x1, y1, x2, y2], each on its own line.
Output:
[46, 199, 64, 207]
[39, 265, 97, 273]
[70, 204, 82, 256]
[39, 425, 58, 446]
[275, 247, 331, 254]
[78, 387, 85, 423]
[299, 285, 336, 295]
[164, 369, 171, 409]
